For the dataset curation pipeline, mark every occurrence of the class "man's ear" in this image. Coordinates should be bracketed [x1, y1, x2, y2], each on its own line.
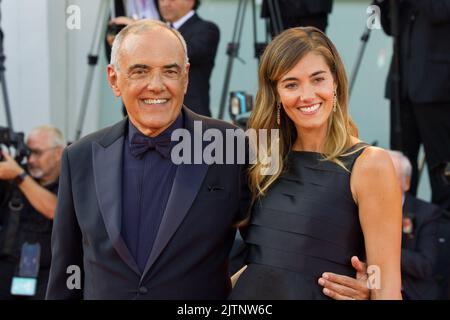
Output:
[54, 146, 64, 164]
[404, 175, 411, 193]
[183, 63, 190, 94]
[107, 64, 121, 97]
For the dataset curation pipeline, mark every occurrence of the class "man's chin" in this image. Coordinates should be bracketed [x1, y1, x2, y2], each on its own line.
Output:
[28, 170, 43, 179]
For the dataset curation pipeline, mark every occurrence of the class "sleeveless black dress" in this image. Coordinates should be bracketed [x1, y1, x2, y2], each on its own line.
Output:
[230, 143, 368, 300]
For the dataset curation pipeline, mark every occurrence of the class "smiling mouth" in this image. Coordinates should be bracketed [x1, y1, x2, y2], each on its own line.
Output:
[297, 103, 321, 115]
[142, 99, 169, 105]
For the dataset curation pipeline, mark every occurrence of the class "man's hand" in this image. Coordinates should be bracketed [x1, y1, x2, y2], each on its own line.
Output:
[109, 16, 135, 26]
[318, 256, 370, 300]
[107, 17, 136, 46]
[0, 150, 23, 180]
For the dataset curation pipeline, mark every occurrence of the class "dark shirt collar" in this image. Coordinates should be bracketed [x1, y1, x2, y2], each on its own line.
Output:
[127, 112, 184, 146]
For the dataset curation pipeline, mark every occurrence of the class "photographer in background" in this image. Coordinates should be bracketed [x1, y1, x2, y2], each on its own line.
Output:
[0, 125, 64, 299]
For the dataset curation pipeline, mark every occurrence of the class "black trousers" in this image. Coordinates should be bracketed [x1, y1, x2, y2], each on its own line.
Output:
[390, 100, 450, 211]
[269, 13, 329, 37]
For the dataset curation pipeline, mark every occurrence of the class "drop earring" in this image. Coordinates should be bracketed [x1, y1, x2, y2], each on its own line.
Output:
[333, 88, 337, 112]
[277, 104, 281, 125]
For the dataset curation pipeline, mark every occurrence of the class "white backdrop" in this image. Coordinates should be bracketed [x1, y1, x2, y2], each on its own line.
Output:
[1, 0, 105, 141]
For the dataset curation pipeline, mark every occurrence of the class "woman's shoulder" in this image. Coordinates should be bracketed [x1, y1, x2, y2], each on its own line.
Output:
[354, 146, 393, 173]
[347, 136, 394, 176]
[350, 146, 399, 204]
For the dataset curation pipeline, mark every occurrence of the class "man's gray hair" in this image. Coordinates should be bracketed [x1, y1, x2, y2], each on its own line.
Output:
[387, 150, 413, 178]
[110, 19, 189, 70]
[30, 125, 66, 148]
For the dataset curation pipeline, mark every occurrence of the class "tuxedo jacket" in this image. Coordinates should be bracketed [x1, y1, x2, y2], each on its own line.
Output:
[178, 13, 220, 117]
[401, 193, 442, 300]
[379, 0, 450, 104]
[46, 107, 250, 299]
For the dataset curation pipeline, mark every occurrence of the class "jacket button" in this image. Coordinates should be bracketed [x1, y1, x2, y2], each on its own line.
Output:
[138, 286, 148, 294]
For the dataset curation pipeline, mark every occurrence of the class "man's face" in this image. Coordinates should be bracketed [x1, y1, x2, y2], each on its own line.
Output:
[27, 131, 62, 182]
[390, 156, 410, 193]
[159, 0, 195, 23]
[107, 28, 189, 137]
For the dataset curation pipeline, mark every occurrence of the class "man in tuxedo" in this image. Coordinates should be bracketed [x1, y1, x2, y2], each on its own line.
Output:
[46, 20, 247, 299]
[46, 19, 371, 300]
[387, 150, 442, 299]
[261, 0, 334, 35]
[379, 0, 450, 211]
[158, 0, 220, 117]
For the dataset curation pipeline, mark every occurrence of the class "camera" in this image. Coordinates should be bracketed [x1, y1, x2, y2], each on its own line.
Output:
[106, 23, 127, 38]
[445, 163, 450, 185]
[0, 127, 29, 163]
[229, 91, 253, 128]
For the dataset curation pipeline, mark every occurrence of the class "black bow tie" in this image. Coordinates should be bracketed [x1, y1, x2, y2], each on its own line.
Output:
[130, 132, 172, 159]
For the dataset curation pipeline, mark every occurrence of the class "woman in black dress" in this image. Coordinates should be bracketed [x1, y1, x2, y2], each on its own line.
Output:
[231, 27, 402, 299]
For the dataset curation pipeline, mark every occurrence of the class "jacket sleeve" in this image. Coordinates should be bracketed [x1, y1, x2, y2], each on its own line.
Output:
[372, 0, 391, 35]
[412, 0, 450, 24]
[401, 207, 441, 279]
[46, 149, 84, 299]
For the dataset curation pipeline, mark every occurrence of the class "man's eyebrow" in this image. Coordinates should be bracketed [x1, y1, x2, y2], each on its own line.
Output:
[163, 63, 181, 70]
[127, 63, 181, 73]
[128, 64, 149, 72]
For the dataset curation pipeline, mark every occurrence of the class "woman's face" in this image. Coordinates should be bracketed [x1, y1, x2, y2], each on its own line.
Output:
[277, 52, 336, 135]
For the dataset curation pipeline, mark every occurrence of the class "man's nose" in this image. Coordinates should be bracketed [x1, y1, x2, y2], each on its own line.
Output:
[27, 154, 36, 165]
[146, 72, 165, 93]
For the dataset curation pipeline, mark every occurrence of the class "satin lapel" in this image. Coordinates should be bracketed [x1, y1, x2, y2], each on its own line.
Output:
[92, 119, 140, 275]
[141, 107, 209, 278]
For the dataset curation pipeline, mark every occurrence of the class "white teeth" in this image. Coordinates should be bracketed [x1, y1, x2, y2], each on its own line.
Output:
[299, 103, 321, 112]
[143, 99, 168, 105]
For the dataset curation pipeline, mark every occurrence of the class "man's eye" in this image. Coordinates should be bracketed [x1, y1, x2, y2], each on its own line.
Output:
[130, 69, 147, 78]
[164, 69, 180, 78]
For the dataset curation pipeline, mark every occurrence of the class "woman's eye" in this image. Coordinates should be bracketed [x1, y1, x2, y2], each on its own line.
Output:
[313, 77, 325, 83]
[285, 83, 297, 89]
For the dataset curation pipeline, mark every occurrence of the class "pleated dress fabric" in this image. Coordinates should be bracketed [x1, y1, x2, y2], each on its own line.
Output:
[230, 143, 369, 300]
